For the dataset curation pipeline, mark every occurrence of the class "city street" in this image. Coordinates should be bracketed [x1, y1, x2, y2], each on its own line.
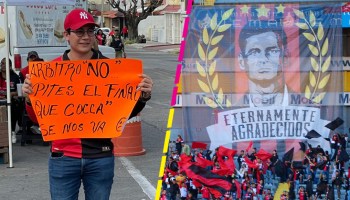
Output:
[0, 45, 178, 200]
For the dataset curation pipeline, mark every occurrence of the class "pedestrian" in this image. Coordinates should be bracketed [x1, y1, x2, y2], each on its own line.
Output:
[297, 186, 306, 200]
[0, 58, 21, 143]
[21, 8, 153, 200]
[331, 134, 339, 160]
[270, 149, 278, 178]
[332, 170, 343, 199]
[175, 134, 183, 154]
[344, 176, 350, 200]
[109, 33, 124, 58]
[315, 173, 327, 199]
[106, 28, 115, 46]
[95, 28, 106, 45]
[305, 174, 314, 199]
[122, 25, 128, 39]
[181, 142, 191, 156]
[169, 178, 180, 200]
[288, 180, 296, 200]
[280, 190, 288, 200]
[18, 51, 44, 139]
[237, 150, 245, 170]
[257, 179, 264, 200]
[179, 183, 187, 200]
[19, 51, 42, 83]
[264, 188, 273, 200]
[201, 186, 210, 200]
[160, 189, 167, 200]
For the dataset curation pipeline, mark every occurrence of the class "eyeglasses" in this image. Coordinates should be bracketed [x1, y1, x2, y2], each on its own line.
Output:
[70, 28, 95, 37]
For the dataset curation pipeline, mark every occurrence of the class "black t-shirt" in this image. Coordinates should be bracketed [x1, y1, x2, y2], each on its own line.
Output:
[110, 35, 123, 51]
[0, 70, 20, 98]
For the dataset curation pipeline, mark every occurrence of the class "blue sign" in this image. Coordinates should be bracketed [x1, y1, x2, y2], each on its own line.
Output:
[343, 12, 350, 27]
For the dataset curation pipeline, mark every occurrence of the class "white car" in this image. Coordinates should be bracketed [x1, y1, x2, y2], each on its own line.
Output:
[98, 27, 111, 36]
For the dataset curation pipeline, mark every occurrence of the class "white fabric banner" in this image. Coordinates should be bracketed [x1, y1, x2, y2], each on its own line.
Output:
[207, 106, 331, 152]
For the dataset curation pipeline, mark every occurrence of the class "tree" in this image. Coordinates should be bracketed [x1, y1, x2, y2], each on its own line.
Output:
[106, 0, 163, 39]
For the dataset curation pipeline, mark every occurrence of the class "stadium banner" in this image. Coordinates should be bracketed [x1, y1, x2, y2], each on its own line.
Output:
[181, 3, 343, 157]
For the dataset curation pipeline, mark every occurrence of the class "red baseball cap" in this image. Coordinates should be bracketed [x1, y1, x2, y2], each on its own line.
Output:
[64, 8, 99, 30]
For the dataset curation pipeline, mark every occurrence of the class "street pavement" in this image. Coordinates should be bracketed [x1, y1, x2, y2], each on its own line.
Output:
[128, 41, 180, 54]
[0, 42, 179, 200]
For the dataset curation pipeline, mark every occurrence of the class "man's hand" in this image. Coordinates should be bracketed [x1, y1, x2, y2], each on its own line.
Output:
[137, 74, 153, 102]
[22, 74, 33, 103]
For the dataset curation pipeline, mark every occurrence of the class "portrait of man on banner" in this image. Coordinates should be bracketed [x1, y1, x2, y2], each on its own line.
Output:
[237, 21, 289, 107]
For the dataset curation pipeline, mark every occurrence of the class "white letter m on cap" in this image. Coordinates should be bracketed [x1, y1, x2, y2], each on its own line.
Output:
[80, 12, 88, 19]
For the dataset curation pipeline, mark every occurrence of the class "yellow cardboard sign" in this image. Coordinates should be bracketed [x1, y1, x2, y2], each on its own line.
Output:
[29, 58, 142, 141]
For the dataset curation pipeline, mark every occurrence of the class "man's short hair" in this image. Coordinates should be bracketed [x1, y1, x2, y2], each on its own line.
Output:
[239, 21, 287, 57]
[27, 51, 39, 61]
[1, 58, 12, 66]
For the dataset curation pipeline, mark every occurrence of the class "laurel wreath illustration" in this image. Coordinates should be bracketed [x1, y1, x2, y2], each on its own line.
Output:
[196, 8, 234, 109]
[294, 9, 330, 104]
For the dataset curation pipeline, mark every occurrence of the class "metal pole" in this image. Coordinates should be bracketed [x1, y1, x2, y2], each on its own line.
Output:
[4, 0, 13, 168]
[101, 0, 104, 27]
[123, 2, 126, 27]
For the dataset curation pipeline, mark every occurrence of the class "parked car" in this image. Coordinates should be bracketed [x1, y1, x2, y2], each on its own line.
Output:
[96, 27, 111, 36]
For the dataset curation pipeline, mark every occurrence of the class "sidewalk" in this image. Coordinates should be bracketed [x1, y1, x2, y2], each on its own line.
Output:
[127, 41, 180, 54]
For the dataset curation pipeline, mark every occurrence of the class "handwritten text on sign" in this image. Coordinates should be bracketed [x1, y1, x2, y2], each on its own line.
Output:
[29, 59, 142, 141]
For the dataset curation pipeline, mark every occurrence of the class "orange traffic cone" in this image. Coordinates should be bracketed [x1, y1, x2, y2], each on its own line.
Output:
[112, 114, 146, 156]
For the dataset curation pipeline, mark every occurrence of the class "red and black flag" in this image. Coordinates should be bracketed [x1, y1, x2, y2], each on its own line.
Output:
[165, 168, 178, 176]
[325, 117, 344, 131]
[211, 167, 232, 176]
[180, 163, 233, 197]
[283, 147, 294, 162]
[305, 130, 321, 139]
[217, 146, 236, 159]
[245, 141, 253, 153]
[216, 146, 236, 174]
[178, 153, 233, 197]
[192, 141, 208, 149]
[234, 180, 241, 199]
[255, 149, 272, 161]
[299, 142, 306, 152]
[177, 154, 192, 174]
[244, 157, 258, 169]
[274, 159, 287, 178]
[292, 161, 304, 169]
[195, 156, 213, 168]
[178, 154, 192, 165]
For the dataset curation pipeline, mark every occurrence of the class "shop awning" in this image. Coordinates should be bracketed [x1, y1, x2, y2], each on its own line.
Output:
[91, 10, 124, 18]
[155, 5, 181, 15]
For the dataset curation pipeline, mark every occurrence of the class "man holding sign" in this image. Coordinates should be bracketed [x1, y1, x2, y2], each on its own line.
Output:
[22, 8, 153, 200]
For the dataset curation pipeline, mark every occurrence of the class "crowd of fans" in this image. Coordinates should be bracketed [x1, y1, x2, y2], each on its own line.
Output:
[160, 134, 350, 200]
